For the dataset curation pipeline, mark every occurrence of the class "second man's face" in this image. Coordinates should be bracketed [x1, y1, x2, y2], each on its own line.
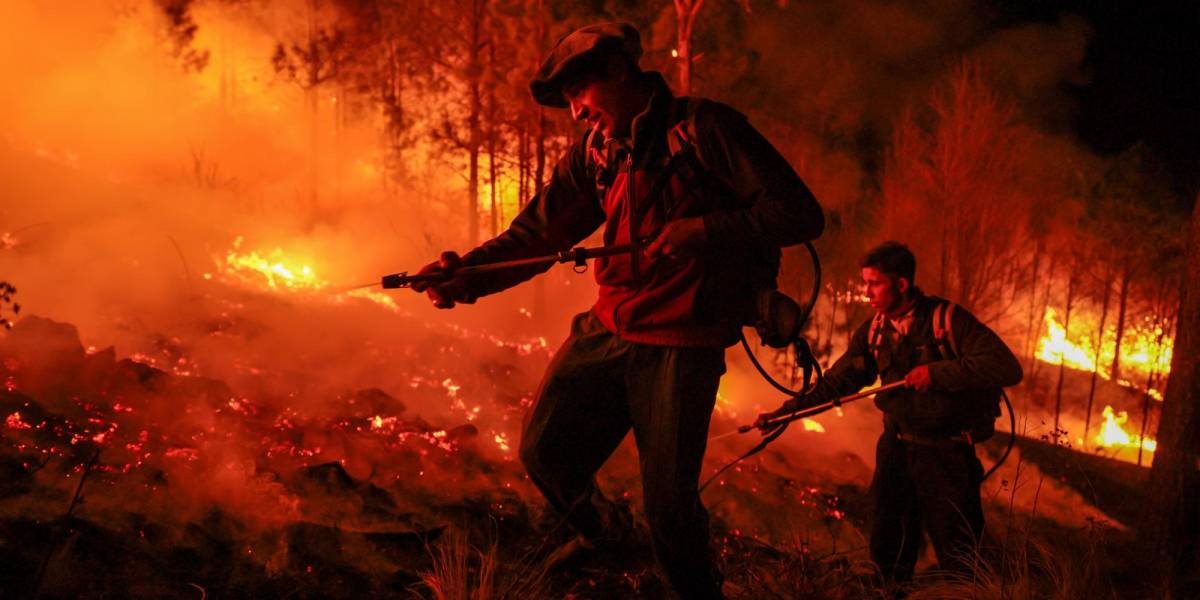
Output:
[862, 267, 906, 314]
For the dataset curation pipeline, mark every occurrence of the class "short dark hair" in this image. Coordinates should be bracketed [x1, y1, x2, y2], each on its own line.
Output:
[861, 241, 916, 284]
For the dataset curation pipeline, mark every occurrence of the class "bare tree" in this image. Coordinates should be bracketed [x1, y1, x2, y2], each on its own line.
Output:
[271, 0, 349, 224]
[1138, 195, 1200, 593]
[1082, 244, 1113, 447]
[336, 0, 428, 182]
[1097, 145, 1176, 381]
[881, 61, 1049, 322]
[1053, 247, 1083, 430]
[672, 0, 705, 95]
[415, 0, 494, 246]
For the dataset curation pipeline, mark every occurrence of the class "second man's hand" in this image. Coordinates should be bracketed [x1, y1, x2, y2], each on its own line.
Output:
[754, 398, 800, 433]
[643, 217, 707, 260]
[411, 251, 475, 309]
[904, 365, 933, 392]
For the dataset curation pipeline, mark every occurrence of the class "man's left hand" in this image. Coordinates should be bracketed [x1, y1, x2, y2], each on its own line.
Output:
[905, 365, 933, 392]
[643, 217, 707, 259]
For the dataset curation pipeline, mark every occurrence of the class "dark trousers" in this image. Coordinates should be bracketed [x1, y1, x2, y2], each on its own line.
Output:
[870, 430, 985, 583]
[519, 311, 726, 599]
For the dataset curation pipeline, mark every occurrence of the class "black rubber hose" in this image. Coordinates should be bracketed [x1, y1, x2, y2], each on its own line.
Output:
[983, 390, 1017, 481]
[739, 241, 824, 398]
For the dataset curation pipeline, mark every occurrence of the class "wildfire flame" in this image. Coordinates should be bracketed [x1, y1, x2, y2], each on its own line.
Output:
[212, 237, 401, 312]
[1036, 307, 1097, 372]
[221, 237, 327, 291]
[1094, 405, 1156, 454]
[1036, 307, 1163, 457]
[1036, 307, 1169, 400]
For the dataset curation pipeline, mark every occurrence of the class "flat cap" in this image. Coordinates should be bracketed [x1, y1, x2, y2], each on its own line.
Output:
[529, 22, 642, 108]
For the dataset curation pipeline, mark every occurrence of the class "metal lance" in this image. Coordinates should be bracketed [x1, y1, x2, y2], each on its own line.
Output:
[698, 380, 907, 492]
[722, 380, 909, 439]
[378, 243, 642, 289]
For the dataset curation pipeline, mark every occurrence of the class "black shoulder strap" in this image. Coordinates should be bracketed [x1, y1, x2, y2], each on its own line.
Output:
[868, 312, 886, 362]
[930, 301, 958, 360]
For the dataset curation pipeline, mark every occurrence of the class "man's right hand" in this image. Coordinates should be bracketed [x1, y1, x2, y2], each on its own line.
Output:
[754, 399, 799, 432]
[410, 251, 474, 309]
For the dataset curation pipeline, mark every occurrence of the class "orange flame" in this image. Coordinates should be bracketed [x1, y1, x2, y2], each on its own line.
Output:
[220, 236, 327, 291]
[1094, 405, 1156, 454]
[1036, 307, 1169, 401]
[213, 238, 402, 313]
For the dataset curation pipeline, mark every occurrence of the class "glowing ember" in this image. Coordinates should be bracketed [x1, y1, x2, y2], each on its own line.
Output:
[6, 412, 31, 430]
[1094, 405, 1156, 454]
[346, 288, 399, 311]
[801, 418, 825, 433]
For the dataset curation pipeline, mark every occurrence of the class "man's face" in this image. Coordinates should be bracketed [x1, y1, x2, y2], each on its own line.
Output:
[862, 267, 907, 314]
[563, 73, 638, 139]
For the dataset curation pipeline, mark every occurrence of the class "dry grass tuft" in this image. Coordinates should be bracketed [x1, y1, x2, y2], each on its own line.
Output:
[415, 529, 554, 600]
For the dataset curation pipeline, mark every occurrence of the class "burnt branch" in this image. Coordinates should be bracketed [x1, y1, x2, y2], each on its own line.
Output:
[156, 0, 210, 72]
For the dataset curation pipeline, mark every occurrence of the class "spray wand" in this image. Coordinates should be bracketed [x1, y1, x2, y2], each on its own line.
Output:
[710, 380, 908, 442]
[377, 243, 641, 289]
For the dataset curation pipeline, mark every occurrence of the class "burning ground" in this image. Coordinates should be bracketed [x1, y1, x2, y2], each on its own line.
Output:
[0, 146, 1162, 596]
[0, 281, 1143, 599]
[0, 0, 1189, 597]
[0, 139, 1144, 596]
[0, 212, 1150, 598]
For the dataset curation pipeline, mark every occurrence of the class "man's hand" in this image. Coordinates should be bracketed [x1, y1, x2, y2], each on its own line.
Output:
[410, 251, 475, 309]
[754, 399, 798, 433]
[753, 412, 778, 432]
[905, 365, 933, 392]
[643, 217, 707, 260]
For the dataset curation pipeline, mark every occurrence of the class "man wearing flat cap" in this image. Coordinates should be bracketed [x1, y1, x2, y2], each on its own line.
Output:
[411, 22, 823, 599]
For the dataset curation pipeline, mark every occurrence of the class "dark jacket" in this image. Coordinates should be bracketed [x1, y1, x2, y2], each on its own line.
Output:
[806, 293, 1023, 436]
[461, 71, 824, 348]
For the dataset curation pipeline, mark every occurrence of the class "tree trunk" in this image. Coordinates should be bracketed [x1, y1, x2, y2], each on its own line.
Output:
[1139, 369, 1159, 467]
[1025, 238, 1044, 372]
[306, 0, 320, 224]
[533, 0, 547, 195]
[486, 39, 498, 237]
[1084, 272, 1113, 448]
[673, 0, 705, 95]
[465, 0, 486, 246]
[1139, 279, 1172, 466]
[823, 288, 840, 359]
[518, 126, 529, 208]
[1054, 265, 1077, 431]
[1138, 197, 1200, 592]
[488, 127, 498, 237]
[1112, 265, 1132, 382]
[532, 0, 547, 318]
[1029, 253, 1057, 384]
